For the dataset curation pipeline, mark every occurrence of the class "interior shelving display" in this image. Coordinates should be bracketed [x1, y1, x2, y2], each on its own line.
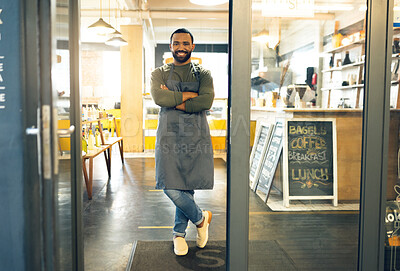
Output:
[322, 38, 365, 109]
[324, 39, 365, 54]
[321, 28, 400, 109]
[321, 61, 364, 73]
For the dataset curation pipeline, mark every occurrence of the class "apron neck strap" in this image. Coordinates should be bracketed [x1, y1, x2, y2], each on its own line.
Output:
[192, 63, 200, 82]
[167, 63, 200, 82]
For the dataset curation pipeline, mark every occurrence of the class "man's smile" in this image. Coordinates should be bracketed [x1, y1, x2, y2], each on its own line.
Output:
[176, 51, 187, 57]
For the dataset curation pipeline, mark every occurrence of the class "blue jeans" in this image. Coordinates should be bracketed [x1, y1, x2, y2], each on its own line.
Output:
[164, 189, 204, 237]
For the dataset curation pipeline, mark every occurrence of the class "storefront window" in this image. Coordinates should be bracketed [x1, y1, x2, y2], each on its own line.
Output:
[249, 0, 368, 269]
[384, 3, 400, 269]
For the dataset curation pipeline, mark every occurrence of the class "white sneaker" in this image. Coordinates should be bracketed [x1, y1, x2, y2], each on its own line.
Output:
[196, 210, 212, 248]
[173, 236, 188, 256]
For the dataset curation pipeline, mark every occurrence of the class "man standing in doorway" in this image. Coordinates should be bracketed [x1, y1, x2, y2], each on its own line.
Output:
[150, 28, 214, 256]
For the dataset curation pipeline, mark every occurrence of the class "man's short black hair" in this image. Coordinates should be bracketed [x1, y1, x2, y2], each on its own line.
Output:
[170, 28, 194, 44]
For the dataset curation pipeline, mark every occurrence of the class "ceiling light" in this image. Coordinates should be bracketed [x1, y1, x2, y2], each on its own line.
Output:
[105, 36, 128, 47]
[190, 0, 228, 6]
[110, 29, 122, 37]
[88, 0, 115, 35]
[88, 18, 115, 35]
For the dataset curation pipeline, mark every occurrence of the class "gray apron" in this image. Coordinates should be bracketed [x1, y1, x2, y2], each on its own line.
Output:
[155, 63, 214, 190]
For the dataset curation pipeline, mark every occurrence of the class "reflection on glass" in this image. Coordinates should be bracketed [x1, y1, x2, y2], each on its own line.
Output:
[249, 0, 367, 269]
[385, 4, 400, 269]
[54, 0, 72, 269]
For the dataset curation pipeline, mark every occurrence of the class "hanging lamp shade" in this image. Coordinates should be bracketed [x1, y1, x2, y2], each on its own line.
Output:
[88, 18, 115, 35]
[105, 36, 128, 47]
[110, 29, 122, 37]
[252, 29, 270, 44]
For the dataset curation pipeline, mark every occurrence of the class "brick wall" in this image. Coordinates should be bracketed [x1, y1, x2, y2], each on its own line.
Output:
[81, 50, 103, 87]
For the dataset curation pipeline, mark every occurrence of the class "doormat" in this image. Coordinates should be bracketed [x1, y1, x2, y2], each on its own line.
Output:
[265, 193, 359, 212]
[127, 240, 297, 271]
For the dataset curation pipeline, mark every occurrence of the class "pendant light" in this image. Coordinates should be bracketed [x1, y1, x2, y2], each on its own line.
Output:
[110, 29, 122, 37]
[88, 0, 115, 35]
[105, 36, 128, 47]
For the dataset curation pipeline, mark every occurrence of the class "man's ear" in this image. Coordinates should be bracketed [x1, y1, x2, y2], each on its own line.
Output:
[169, 44, 173, 51]
[192, 44, 196, 51]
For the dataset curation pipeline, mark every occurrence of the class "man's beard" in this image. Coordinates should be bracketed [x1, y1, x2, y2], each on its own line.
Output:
[172, 50, 192, 63]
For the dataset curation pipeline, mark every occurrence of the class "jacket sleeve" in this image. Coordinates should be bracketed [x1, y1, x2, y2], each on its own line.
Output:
[184, 69, 215, 113]
[150, 68, 183, 107]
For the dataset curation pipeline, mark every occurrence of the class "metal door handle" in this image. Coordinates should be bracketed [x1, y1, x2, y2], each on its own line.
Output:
[26, 126, 39, 135]
[57, 125, 75, 135]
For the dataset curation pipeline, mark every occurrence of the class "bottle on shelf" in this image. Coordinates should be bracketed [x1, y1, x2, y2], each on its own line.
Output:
[329, 56, 334, 69]
[295, 91, 301, 108]
[88, 130, 95, 150]
[95, 128, 100, 147]
[87, 106, 92, 121]
[82, 129, 88, 153]
[343, 51, 352, 65]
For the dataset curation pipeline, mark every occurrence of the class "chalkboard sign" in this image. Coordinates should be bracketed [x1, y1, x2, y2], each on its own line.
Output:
[283, 119, 338, 207]
[255, 121, 283, 201]
[249, 122, 274, 191]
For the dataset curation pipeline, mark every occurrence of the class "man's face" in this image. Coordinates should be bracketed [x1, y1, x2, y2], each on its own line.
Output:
[170, 33, 195, 65]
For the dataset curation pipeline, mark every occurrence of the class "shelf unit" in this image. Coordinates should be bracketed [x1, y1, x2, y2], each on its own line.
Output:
[321, 61, 364, 73]
[321, 81, 398, 92]
[320, 28, 400, 109]
[321, 84, 364, 91]
[322, 39, 365, 108]
[324, 39, 365, 54]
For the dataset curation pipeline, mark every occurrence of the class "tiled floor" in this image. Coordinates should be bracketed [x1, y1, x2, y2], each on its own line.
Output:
[58, 149, 360, 270]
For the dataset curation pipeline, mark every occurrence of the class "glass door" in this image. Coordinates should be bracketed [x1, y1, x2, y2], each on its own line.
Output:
[383, 2, 400, 271]
[247, 0, 367, 269]
[24, 0, 83, 270]
[228, 0, 396, 270]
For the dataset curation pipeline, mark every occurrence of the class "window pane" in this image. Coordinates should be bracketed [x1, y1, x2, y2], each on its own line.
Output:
[249, 1, 366, 269]
[384, 4, 400, 269]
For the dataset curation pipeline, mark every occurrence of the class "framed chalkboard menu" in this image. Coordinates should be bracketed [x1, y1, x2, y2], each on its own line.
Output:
[283, 119, 338, 207]
[255, 121, 283, 201]
[249, 122, 274, 191]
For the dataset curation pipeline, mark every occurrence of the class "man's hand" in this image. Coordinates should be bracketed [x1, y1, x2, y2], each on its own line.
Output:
[160, 84, 169, 90]
[175, 103, 185, 111]
[177, 92, 197, 111]
[182, 92, 198, 102]
[160, 84, 197, 111]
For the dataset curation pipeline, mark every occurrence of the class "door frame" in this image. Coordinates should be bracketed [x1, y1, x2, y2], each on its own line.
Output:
[22, 0, 83, 269]
[358, 0, 394, 270]
[69, 0, 84, 269]
[227, 0, 251, 270]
